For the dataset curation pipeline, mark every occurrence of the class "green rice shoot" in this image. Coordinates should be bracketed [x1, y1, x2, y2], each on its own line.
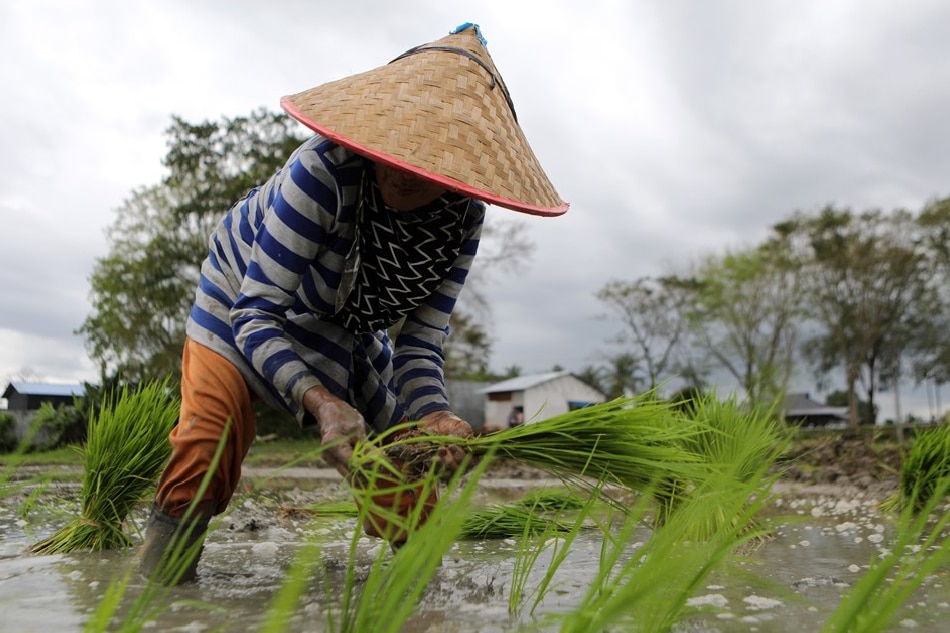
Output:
[32, 379, 180, 554]
[882, 422, 950, 513]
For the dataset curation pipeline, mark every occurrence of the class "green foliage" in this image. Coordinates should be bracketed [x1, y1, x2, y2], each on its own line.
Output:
[334, 452, 490, 633]
[595, 198, 950, 425]
[825, 389, 877, 425]
[0, 412, 15, 453]
[28, 401, 87, 451]
[463, 396, 711, 500]
[688, 244, 803, 408]
[655, 394, 790, 540]
[79, 109, 307, 383]
[595, 276, 696, 392]
[443, 311, 493, 379]
[788, 206, 933, 426]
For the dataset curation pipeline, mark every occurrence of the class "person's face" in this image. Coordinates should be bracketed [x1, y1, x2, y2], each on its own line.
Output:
[374, 163, 447, 211]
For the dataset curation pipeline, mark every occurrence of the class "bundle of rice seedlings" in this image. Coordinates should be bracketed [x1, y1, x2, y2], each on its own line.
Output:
[287, 496, 571, 541]
[353, 396, 712, 505]
[301, 500, 361, 518]
[459, 503, 571, 540]
[514, 488, 590, 512]
[653, 394, 789, 541]
[32, 379, 179, 554]
[882, 422, 950, 513]
[462, 397, 710, 494]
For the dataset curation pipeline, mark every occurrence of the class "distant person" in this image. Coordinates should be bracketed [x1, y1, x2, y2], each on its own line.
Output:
[139, 23, 567, 584]
[507, 406, 525, 427]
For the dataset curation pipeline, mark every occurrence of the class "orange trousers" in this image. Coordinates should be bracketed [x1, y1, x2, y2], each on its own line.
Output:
[155, 338, 257, 517]
[154, 337, 437, 543]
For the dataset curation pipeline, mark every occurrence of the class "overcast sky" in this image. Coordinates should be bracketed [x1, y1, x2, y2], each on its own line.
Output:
[2, 0, 949, 418]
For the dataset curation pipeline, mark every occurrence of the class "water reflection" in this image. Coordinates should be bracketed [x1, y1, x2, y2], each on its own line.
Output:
[2, 492, 950, 632]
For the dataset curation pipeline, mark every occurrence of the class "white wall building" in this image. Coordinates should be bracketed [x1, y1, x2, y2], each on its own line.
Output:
[480, 370, 606, 429]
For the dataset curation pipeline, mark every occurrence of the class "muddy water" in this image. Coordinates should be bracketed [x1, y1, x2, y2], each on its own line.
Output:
[2, 475, 950, 632]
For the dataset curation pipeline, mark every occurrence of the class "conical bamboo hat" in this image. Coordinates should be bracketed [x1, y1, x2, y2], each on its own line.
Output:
[280, 24, 568, 216]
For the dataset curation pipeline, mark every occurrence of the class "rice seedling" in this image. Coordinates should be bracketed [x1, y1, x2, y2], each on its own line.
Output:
[514, 487, 590, 512]
[465, 397, 711, 494]
[881, 422, 950, 513]
[653, 394, 789, 541]
[298, 493, 578, 540]
[258, 537, 324, 633]
[559, 462, 777, 633]
[460, 503, 571, 540]
[302, 500, 360, 518]
[84, 423, 231, 632]
[32, 379, 180, 554]
[511, 481, 610, 619]
[330, 447, 493, 633]
[507, 514, 567, 619]
[351, 395, 713, 520]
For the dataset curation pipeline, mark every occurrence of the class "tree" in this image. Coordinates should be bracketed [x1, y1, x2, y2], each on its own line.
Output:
[442, 312, 493, 380]
[595, 276, 695, 391]
[686, 240, 804, 408]
[80, 109, 305, 382]
[783, 206, 931, 427]
[597, 352, 644, 400]
[912, 196, 950, 391]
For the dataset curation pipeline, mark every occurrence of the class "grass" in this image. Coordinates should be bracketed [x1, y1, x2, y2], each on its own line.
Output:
[243, 437, 325, 468]
[0, 445, 85, 467]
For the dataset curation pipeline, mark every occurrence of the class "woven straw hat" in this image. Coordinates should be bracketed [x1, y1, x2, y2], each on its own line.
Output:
[280, 23, 568, 216]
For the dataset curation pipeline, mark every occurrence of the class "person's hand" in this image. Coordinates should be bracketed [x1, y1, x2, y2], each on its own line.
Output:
[417, 410, 474, 479]
[303, 386, 367, 477]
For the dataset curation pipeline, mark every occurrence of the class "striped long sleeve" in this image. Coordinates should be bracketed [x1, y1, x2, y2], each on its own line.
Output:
[185, 135, 484, 429]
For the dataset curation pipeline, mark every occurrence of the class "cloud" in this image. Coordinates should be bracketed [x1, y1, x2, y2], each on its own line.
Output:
[1, 0, 949, 419]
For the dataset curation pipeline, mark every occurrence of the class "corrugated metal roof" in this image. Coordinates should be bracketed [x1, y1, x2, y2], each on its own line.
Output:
[479, 370, 572, 394]
[783, 392, 848, 419]
[3, 381, 86, 398]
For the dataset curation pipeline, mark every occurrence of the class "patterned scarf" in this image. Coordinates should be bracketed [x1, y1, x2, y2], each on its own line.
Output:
[332, 169, 473, 333]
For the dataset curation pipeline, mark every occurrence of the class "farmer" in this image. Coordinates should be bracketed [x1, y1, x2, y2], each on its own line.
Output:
[139, 22, 567, 584]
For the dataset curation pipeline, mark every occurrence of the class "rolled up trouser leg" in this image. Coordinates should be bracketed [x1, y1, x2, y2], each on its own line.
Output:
[154, 337, 257, 518]
[139, 505, 211, 585]
[145, 338, 256, 582]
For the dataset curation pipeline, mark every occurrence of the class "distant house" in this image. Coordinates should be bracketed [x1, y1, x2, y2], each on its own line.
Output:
[783, 392, 849, 428]
[480, 371, 606, 429]
[2, 381, 86, 443]
[2, 381, 86, 412]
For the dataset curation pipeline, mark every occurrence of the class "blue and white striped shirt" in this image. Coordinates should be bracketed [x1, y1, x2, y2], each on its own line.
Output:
[185, 135, 485, 431]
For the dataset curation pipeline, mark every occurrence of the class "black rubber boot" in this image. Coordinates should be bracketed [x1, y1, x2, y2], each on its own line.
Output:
[138, 505, 211, 586]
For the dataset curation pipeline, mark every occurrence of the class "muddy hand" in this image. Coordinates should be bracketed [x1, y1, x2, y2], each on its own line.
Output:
[303, 386, 367, 477]
[418, 410, 474, 479]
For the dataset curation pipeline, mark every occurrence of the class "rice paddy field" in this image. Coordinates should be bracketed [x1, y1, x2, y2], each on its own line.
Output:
[5, 389, 950, 633]
[3, 464, 950, 633]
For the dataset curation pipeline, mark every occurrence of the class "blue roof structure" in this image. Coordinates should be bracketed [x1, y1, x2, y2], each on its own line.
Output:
[2, 381, 86, 399]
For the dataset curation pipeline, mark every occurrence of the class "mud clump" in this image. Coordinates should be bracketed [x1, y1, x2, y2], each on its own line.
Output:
[779, 434, 902, 494]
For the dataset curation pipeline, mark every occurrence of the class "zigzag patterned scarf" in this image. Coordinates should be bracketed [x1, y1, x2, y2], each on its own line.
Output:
[332, 169, 473, 333]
